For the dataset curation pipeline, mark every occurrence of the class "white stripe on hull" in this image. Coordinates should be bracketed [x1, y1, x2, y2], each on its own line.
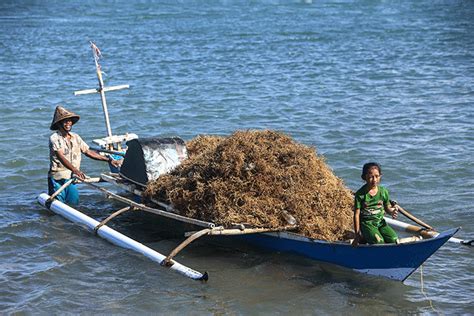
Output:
[354, 267, 415, 281]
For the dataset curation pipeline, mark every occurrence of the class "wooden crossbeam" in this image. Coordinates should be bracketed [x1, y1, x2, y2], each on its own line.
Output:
[184, 225, 298, 237]
[82, 180, 216, 228]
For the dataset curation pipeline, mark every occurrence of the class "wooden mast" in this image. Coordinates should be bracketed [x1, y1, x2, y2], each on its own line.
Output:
[74, 42, 129, 149]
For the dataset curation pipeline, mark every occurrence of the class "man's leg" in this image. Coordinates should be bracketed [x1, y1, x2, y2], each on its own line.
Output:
[48, 177, 67, 203]
[64, 182, 79, 205]
[48, 177, 79, 205]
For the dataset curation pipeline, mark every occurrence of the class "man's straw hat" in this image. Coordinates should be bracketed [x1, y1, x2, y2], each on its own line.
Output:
[50, 105, 80, 130]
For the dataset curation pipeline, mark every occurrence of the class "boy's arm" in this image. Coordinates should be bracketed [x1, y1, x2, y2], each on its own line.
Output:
[352, 208, 361, 246]
[383, 188, 398, 219]
[384, 202, 398, 219]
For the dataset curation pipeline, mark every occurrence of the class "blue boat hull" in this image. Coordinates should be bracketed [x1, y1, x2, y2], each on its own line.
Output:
[240, 228, 459, 281]
[98, 173, 459, 282]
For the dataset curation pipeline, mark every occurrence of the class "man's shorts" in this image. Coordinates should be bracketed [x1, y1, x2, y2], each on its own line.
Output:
[48, 177, 79, 205]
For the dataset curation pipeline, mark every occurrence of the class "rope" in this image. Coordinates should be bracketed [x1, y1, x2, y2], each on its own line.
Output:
[420, 264, 438, 313]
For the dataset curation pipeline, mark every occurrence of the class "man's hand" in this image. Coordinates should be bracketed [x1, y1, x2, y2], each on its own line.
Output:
[109, 158, 123, 168]
[72, 168, 86, 180]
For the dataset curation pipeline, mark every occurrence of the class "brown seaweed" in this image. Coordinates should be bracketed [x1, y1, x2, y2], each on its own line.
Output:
[144, 130, 354, 241]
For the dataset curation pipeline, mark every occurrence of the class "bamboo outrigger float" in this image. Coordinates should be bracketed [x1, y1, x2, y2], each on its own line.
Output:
[38, 192, 208, 281]
[38, 43, 472, 282]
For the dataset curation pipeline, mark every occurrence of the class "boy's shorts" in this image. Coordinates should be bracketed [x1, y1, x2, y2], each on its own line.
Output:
[361, 218, 398, 244]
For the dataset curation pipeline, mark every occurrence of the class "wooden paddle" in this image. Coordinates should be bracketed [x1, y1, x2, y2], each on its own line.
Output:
[390, 200, 434, 230]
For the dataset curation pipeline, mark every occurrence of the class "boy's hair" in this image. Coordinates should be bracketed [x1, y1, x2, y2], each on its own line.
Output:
[361, 162, 382, 179]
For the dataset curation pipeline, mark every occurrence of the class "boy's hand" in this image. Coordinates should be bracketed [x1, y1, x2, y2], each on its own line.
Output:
[351, 234, 360, 247]
[390, 206, 398, 219]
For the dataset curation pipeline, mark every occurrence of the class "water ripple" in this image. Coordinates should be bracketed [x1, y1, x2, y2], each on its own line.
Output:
[0, 0, 473, 314]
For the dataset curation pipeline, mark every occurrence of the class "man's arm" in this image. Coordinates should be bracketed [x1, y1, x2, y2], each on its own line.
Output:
[84, 149, 109, 162]
[56, 149, 86, 180]
[84, 149, 122, 168]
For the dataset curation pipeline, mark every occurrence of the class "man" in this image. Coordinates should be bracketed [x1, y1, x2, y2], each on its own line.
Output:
[48, 105, 120, 204]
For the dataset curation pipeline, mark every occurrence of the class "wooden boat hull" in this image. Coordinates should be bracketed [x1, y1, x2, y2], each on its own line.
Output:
[240, 228, 458, 281]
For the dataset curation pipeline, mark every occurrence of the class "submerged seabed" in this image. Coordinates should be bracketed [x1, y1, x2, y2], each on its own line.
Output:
[0, 1, 473, 314]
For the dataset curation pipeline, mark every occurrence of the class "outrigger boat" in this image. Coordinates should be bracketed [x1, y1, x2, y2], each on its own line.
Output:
[38, 43, 471, 283]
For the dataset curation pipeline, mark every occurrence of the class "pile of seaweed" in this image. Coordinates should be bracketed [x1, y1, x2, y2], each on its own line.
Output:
[143, 130, 354, 241]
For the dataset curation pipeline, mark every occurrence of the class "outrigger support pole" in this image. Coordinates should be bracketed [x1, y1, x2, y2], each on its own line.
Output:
[93, 206, 133, 234]
[162, 228, 213, 267]
[74, 42, 129, 148]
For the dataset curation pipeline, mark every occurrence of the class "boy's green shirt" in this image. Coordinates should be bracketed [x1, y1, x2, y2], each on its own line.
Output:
[354, 185, 390, 221]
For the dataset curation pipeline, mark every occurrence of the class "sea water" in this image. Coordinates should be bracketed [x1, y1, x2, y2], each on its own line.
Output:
[1, 1, 473, 314]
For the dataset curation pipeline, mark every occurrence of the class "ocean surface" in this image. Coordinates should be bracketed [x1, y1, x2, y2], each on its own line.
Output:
[1, 0, 473, 314]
